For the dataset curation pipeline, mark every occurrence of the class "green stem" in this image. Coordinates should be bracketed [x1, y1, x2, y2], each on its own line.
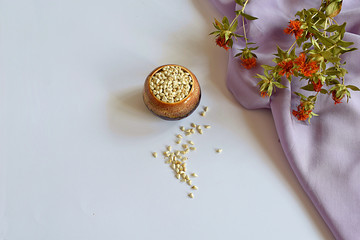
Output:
[242, 16, 248, 46]
[287, 41, 297, 53]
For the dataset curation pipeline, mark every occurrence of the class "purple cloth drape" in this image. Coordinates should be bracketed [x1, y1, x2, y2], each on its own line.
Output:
[211, 0, 360, 239]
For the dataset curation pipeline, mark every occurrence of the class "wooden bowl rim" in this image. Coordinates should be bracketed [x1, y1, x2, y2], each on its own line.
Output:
[147, 64, 198, 105]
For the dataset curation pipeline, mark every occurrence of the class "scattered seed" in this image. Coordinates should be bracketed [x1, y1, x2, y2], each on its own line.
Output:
[204, 106, 209, 112]
[198, 129, 203, 134]
[152, 152, 157, 158]
[191, 123, 196, 128]
[191, 186, 198, 190]
[176, 174, 180, 179]
[200, 111, 206, 116]
[190, 147, 196, 151]
[187, 180, 192, 186]
[180, 126, 185, 131]
[188, 140, 194, 145]
[185, 175, 190, 180]
[204, 125, 211, 129]
[182, 144, 188, 149]
[175, 139, 181, 144]
[190, 129, 195, 133]
[167, 146, 172, 151]
[188, 193, 194, 198]
[191, 173, 198, 177]
[177, 134, 183, 139]
[216, 148, 223, 153]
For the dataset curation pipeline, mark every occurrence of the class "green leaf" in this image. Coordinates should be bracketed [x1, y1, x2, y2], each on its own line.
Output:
[222, 16, 230, 26]
[229, 20, 238, 32]
[209, 31, 220, 36]
[261, 65, 274, 71]
[235, 0, 245, 7]
[240, 11, 258, 20]
[295, 92, 307, 100]
[301, 84, 315, 91]
[337, 40, 354, 48]
[273, 82, 287, 88]
[302, 42, 313, 50]
[346, 85, 360, 91]
[256, 74, 268, 81]
[325, 25, 340, 32]
[325, 1, 342, 18]
[316, 33, 336, 47]
[320, 89, 328, 94]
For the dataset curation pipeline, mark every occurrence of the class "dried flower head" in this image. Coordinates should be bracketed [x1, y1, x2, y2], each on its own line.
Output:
[216, 36, 230, 51]
[284, 20, 304, 39]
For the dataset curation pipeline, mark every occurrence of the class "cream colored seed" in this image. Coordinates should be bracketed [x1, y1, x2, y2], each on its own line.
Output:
[192, 186, 198, 190]
[183, 157, 188, 161]
[204, 106, 209, 112]
[180, 151, 186, 155]
[185, 149, 190, 154]
[187, 180, 192, 186]
[191, 173, 198, 177]
[175, 139, 181, 144]
[176, 174, 180, 179]
[177, 134, 183, 139]
[188, 140, 194, 145]
[198, 129, 203, 134]
[188, 193, 194, 198]
[216, 148, 223, 153]
[181, 179, 186, 182]
[152, 152, 157, 158]
[182, 144, 188, 149]
[204, 125, 211, 129]
[175, 168, 180, 173]
[185, 175, 190, 180]
[180, 126, 185, 131]
[167, 146, 172, 151]
[200, 111, 206, 116]
[171, 164, 176, 169]
[183, 167, 187, 172]
[190, 147, 196, 151]
[191, 123, 196, 128]
[185, 132, 191, 136]
[190, 129, 195, 133]
[181, 173, 186, 178]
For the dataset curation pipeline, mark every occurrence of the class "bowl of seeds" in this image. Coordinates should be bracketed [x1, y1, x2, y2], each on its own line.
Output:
[143, 64, 201, 120]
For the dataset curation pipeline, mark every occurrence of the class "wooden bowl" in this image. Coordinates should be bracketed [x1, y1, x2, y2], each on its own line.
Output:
[143, 64, 201, 120]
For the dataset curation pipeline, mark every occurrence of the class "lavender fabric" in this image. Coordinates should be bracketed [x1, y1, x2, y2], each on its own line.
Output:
[211, 0, 360, 239]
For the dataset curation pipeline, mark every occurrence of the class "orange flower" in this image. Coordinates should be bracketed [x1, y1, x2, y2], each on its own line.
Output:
[331, 90, 343, 105]
[240, 56, 257, 69]
[260, 91, 268, 98]
[278, 59, 295, 78]
[216, 36, 230, 51]
[292, 103, 312, 121]
[295, 53, 319, 77]
[312, 80, 323, 92]
[284, 20, 304, 39]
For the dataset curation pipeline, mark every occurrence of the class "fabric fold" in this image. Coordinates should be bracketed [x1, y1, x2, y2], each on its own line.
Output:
[211, 0, 360, 239]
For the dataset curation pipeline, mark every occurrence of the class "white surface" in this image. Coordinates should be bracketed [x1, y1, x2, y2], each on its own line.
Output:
[0, 0, 334, 239]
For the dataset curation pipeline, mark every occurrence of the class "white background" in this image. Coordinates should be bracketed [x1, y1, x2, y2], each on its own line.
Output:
[0, 0, 334, 239]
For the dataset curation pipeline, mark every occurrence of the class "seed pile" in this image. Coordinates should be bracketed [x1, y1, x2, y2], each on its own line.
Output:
[150, 66, 193, 103]
[151, 106, 223, 199]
